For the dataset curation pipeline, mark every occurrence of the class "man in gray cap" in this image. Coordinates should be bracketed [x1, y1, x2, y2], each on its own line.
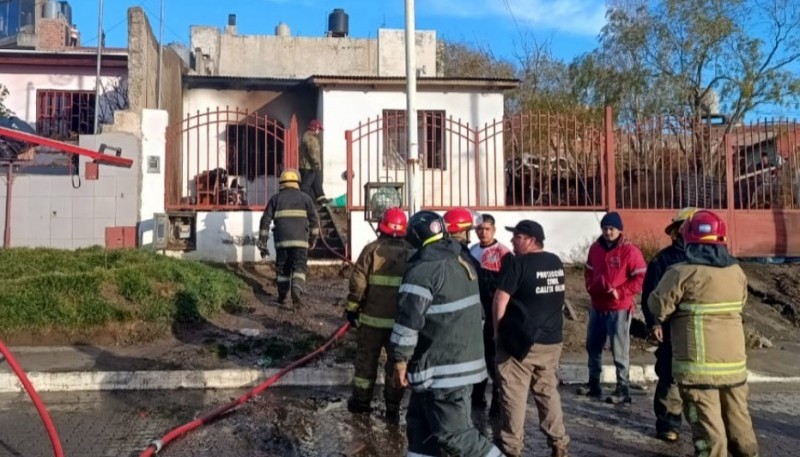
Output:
[493, 220, 569, 457]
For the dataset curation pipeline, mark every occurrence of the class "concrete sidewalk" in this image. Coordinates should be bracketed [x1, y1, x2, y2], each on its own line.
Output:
[2, 344, 800, 393]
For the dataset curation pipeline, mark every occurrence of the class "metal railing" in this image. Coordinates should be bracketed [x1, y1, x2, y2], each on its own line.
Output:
[165, 108, 297, 210]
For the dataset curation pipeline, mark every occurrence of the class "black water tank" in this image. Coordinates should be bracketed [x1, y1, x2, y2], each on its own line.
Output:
[328, 8, 348, 37]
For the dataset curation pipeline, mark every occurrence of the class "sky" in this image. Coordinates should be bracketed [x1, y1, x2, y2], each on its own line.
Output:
[70, 0, 606, 63]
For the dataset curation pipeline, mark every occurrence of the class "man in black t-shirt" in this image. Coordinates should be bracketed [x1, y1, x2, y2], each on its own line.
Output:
[493, 220, 569, 457]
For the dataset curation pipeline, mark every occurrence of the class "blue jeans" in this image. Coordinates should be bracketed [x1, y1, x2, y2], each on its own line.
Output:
[586, 308, 631, 392]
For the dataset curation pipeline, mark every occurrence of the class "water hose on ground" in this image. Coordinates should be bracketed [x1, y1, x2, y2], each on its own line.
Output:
[139, 321, 352, 456]
[0, 339, 65, 457]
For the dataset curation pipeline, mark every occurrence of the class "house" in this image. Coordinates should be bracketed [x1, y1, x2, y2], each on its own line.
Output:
[3, 5, 799, 260]
[162, 13, 518, 261]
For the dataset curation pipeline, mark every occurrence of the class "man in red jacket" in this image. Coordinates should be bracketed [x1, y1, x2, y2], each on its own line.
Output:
[577, 211, 646, 404]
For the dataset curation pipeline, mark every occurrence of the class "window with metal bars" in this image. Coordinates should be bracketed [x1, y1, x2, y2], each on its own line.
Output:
[382, 110, 446, 170]
[36, 90, 96, 141]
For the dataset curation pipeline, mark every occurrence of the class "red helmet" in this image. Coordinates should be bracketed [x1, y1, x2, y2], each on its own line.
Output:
[308, 119, 323, 131]
[443, 207, 474, 234]
[680, 209, 727, 245]
[378, 207, 408, 237]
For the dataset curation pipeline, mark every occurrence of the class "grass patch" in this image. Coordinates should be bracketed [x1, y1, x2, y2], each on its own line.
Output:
[0, 247, 247, 335]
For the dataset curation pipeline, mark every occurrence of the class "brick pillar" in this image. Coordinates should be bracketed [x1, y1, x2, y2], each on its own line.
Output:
[37, 18, 68, 50]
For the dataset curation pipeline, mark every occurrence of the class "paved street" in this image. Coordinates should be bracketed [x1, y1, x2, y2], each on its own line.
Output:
[0, 384, 797, 456]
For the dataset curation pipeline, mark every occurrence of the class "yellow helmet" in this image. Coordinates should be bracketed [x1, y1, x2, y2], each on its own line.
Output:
[279, 169, 301, 189]
[665, 207, 699, 235]
[279, 169, 301, 184]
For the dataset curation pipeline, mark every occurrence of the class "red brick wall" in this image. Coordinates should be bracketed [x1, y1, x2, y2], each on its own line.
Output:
[38, 19, 68, 50]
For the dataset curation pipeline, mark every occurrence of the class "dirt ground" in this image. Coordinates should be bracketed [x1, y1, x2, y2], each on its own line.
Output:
[5, 260, 800, 372]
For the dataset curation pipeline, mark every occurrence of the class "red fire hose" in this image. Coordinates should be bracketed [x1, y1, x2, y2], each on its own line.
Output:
[0, 340, 65, 457]
[139, 321, 351, 456]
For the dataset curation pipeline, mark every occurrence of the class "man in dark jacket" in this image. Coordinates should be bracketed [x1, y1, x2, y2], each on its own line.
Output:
[390, 210, 503, 457]
[257, 169, 319, 307]
[641, 207, 698, 442]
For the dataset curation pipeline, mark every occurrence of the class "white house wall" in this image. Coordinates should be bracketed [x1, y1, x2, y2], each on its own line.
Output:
[0, 133, 140, 249]
[2, 65, 126, 125]
[320, 89, 506, 207]
[349, 210, 607, 265]
[179, 209, 608, 265]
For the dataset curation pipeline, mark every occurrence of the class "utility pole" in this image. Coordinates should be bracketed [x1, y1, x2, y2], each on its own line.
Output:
[93, 0, 104, 134]
[404, 0, 418, 216]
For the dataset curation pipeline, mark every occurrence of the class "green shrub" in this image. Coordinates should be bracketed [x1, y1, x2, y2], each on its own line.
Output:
[0, 247, 247, 334]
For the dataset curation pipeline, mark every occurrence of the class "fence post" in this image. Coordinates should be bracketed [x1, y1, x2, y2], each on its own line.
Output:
[604, 106, 617, 210]
[345, 129, 353, 212]
[723, 133, 737, 255]
[474, 125, 481, 207]
[285, 115, 299, 170]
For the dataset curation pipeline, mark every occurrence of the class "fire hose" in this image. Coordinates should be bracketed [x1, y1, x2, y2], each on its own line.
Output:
[0, 339, 65, 457]
[139, 321, 351, 456]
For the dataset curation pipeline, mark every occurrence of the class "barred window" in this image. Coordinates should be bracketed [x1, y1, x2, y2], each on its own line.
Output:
[36, 90, 96, 140]
[382, 110, 446, 170]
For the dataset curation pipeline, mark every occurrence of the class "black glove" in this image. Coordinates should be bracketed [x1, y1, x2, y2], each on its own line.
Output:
[344, 310, 360, 328]
[344, 302, 361, 327]
[256, 230, 269, 256]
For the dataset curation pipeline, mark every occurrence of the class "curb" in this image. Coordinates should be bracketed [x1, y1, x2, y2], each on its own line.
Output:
[1, 364, 797, 393]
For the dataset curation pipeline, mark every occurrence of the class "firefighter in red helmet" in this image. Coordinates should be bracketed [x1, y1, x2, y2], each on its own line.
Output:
[345, 207, 412, 420]
[648, 210, 759, 457]
[443, 207, 476, 245]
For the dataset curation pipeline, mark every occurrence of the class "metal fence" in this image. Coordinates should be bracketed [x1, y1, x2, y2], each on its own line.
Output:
[165, 108, 298, 210]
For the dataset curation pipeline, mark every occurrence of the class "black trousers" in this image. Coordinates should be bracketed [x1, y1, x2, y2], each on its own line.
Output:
[274, 247, 308, 300]
[300, 168, 326, 202]
[654, 341, 683, 434]
[473, 317, 499, 403]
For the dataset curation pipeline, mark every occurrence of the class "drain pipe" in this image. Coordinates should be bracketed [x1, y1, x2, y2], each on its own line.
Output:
[3, 160, 14, 248]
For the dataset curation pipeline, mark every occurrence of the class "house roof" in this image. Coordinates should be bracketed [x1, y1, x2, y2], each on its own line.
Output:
[307, 75, 519, 91]
[0, 48, 128, 68]
[183, 74, 519, 92]
[183, 75, 306, 90]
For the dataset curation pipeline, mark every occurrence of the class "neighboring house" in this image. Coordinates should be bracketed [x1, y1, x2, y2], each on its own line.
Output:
[0, 47, 140, 250]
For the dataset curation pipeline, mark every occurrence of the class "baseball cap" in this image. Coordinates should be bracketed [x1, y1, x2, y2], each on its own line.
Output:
[505, 220, 545, 241]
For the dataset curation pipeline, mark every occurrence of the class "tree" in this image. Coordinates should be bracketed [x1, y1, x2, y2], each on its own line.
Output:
[577, 0, 800, 125]
[0, 84, 11, 118]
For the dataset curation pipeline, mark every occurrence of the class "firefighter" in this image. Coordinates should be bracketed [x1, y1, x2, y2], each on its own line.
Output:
[257, 169, 319, 307]
[641, 207, 698, 442]
[345, 207, 411, 420]
[390, 211, 503, 456]
[299, 119, 329, 205]
[648, 210, 759, 457]
[443, 207, 476, 246]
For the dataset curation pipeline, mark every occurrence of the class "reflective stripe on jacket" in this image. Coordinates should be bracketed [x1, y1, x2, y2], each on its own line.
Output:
[389, 239, 488, 392]
[346, 236, 411, 329]
[259, 188, 319, 248]
[647, 262, 749, 387]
